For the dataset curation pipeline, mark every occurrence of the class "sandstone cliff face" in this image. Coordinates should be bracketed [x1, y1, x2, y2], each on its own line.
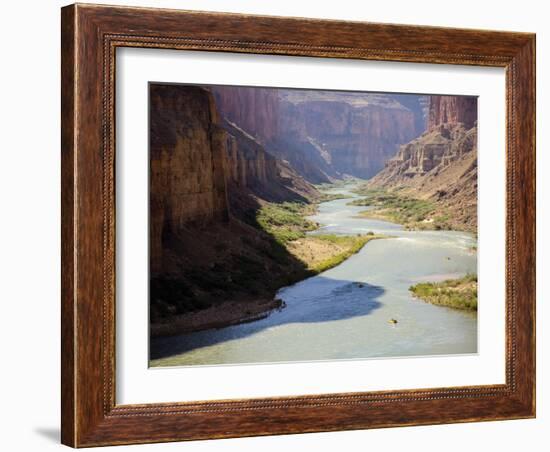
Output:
[428, 95, 477, 130]
[150, 84, 318, 274]
[372, 124, 476, 182]
[211, 86, 425, 182]
[368, 95, 478, 231]
[277, 98, 419, 179]
[150, 85, 230, 273]
[212, 86, 335, 183]
[221, 120, 318, 202]
[390, 93, 429, 137]
[211, 86, 279, 144]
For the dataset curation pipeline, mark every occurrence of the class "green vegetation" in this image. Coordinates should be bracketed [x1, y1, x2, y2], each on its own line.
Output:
[317, 192, 349, 202]
[309, 234, 383, 273]
[255, 199, 388, 274]
[349, 189, 452, 230]
[409, 274, 478, 311]
[256, 202, 318, 244]
[314, 179, 356, 190]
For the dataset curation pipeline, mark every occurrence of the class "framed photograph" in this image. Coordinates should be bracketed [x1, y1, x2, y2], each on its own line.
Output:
[61, 3, 535, 447]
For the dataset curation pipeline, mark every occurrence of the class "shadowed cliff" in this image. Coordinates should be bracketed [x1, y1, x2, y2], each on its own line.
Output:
[149, 84, 319, 325]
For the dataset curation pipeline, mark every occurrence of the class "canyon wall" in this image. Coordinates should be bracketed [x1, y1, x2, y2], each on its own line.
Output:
[211, 87, 426, 182]
[428, 95, 477, 130]
[221, 120, 318, 202]
[276, 95, 419, 179]
[150, 84, 318, 274]
[212, 86, 335, 183]
[371, 123, 477, 182]
[150, 85, 229, 273]
[368, 95, 478, 231]
[211, 86, 279, 144]
[390, 93, 429, 137]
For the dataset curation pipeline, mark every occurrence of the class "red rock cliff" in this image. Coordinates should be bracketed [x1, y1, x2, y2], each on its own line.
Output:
[277, 98, 418, 179]
[428, 95, 477, 130]
[211, 86, 279, 144]
[368, 95, 478, 231]
[150, 85, 318, 274]
[150, 85, 230, 273]
[212, 87, 423, 181]
[220, 120, 317, 202]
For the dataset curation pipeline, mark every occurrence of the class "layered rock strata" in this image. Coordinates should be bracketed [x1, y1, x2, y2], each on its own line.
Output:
[368, 95, 478, 231]
[276, 96, 419, 179]
[150, 84, 229, 274]
[427, 95, 477, 130]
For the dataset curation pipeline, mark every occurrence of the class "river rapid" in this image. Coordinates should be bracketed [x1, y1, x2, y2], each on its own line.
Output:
[151, 183, 477, 367]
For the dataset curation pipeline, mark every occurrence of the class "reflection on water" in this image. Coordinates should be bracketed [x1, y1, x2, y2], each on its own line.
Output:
[151, 184, 477, 367]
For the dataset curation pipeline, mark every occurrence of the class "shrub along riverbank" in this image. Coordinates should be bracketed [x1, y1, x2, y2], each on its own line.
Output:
[288, 233, 384, 273]
[256, 201, 318, 244]
[409, 274, 478, 311]
[255, 201, 385, 272]
[349, 188, 453, 231]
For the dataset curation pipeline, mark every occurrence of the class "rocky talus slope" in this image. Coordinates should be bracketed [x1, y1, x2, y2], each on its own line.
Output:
[368, 95, 478, 232]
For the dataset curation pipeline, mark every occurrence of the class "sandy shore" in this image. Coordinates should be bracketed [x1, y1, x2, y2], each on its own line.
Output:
[151, 298, 284, 338]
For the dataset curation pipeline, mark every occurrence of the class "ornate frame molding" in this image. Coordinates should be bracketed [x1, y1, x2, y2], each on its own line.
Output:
[62, 4, 535, 447]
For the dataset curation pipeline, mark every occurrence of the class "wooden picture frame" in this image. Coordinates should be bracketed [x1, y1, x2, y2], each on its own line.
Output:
[61, 3, 536, 447]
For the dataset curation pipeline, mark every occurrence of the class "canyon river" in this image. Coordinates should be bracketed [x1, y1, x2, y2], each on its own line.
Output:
[150, 184, 477, 367]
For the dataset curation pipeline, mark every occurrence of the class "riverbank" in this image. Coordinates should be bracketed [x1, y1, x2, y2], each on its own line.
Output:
[151, 232, 383, 337]
[152, 190, 386, 337]
[256, 196, 387, 272]
[288, 233, 385, 273]
[151, 298, 285, 337]
[349, 188, 451, 231]
[350, 187, 476, 233]
[409, 274, 478, 311]
[350, 187, 478, 312]
[151, 185, 478, 366]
